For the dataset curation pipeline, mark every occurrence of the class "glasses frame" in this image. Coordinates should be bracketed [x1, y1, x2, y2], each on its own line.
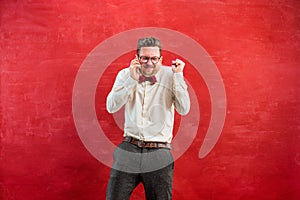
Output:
[138, 55, 161, 64]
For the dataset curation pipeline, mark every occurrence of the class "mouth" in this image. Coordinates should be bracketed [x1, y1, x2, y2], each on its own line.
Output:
[143, 64, 155, 69]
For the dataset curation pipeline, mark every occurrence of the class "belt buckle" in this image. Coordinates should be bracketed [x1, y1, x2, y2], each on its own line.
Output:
[137, 140, 145, 148]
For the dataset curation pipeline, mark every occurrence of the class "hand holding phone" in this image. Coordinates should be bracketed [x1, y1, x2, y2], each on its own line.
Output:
[129, 56, 141, 81]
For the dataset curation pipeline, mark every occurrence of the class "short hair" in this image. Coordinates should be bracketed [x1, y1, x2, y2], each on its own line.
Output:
[137, 37, 162, 55]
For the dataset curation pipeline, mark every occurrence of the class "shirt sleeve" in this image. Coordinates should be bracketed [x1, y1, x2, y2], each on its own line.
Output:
[106, 68, 137, 113]
[173, 72, 190, 115]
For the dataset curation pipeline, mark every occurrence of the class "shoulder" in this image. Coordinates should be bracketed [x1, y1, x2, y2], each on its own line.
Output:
[156, 66, 173, 85]
[159, 66, 173, 76]
[117, 67, 130, 77]
[112, 67, 132, 83]
[158, 66, 173, 80]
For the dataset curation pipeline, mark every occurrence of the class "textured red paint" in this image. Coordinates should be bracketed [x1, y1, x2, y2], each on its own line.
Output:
[1, 0, 299, 199]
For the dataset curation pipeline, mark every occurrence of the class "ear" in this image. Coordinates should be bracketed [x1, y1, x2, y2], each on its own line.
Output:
[160, 56, 163, 63]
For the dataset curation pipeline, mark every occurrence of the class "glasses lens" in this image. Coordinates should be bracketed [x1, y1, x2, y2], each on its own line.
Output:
[151, 57, 160, 64]
[139, 56, 160, 64]
[139, 56, 149, 63]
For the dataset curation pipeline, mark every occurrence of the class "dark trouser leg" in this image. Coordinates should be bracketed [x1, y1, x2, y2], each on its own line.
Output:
[106, 169, 140, 200]
[106, 142, 142, 200]
[106, 142, 174, 200]
[141, 161, 174, 200]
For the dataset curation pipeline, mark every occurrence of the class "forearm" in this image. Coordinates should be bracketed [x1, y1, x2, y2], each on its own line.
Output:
[173, 72, 190, 115]
[106, 70, 137, 113]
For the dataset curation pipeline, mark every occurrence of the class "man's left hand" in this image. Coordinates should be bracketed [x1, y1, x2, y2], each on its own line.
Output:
[172, 59, 185, 73]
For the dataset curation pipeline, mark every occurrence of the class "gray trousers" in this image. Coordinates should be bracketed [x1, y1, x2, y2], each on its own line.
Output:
[106, 141, 174, 200]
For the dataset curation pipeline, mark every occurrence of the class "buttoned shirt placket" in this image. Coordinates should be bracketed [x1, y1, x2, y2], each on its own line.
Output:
[140, 81, 150, 141]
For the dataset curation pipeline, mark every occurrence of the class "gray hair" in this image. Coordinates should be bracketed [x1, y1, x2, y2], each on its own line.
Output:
[137, 37, 162, 55]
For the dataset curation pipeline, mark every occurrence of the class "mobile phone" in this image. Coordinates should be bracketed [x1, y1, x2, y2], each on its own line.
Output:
[135, 55, 142, 73]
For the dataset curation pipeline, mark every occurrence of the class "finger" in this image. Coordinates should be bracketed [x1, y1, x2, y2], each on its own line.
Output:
[131, 57, 139, 64]
[176, 59, 183, 65]
[172, 60, 178, 67]
[135, 64, 141, 71]
[130, 60, 137, 66]
[176, 59, 185, 68]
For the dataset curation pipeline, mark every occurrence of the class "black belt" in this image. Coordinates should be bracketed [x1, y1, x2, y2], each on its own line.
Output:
[123, 136, 172, 149]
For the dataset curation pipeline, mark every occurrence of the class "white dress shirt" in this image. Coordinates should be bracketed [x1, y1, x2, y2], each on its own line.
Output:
[106, 66, 190, 143]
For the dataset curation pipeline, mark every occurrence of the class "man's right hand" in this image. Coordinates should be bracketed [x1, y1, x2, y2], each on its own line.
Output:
[129, 57, 141, 81]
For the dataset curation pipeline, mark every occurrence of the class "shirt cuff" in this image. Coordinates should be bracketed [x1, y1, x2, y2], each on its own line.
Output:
[173, 72, 187, 89]
[173, 72, 184, 82]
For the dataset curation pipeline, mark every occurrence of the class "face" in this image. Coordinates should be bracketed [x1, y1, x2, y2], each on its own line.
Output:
[137, 47, 162, 77]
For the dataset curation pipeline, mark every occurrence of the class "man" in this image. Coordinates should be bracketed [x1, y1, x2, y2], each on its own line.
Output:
[106, 37, 190, 200]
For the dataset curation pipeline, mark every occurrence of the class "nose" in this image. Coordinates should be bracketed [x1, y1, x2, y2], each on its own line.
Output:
[146, 58, 153, 65]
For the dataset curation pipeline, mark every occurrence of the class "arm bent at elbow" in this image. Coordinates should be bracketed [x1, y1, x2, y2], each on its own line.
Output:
[106, 69, 137, 114]
[173, 72, 191, 116]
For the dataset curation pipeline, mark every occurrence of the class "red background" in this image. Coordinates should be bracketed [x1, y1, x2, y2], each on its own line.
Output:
[1, 0, 299, 199]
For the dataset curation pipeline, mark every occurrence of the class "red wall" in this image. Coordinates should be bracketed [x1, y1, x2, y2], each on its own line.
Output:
[1, 0, 299, 199]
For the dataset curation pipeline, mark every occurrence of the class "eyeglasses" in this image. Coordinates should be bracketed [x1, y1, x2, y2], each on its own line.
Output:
[138, 56, 161, 64]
